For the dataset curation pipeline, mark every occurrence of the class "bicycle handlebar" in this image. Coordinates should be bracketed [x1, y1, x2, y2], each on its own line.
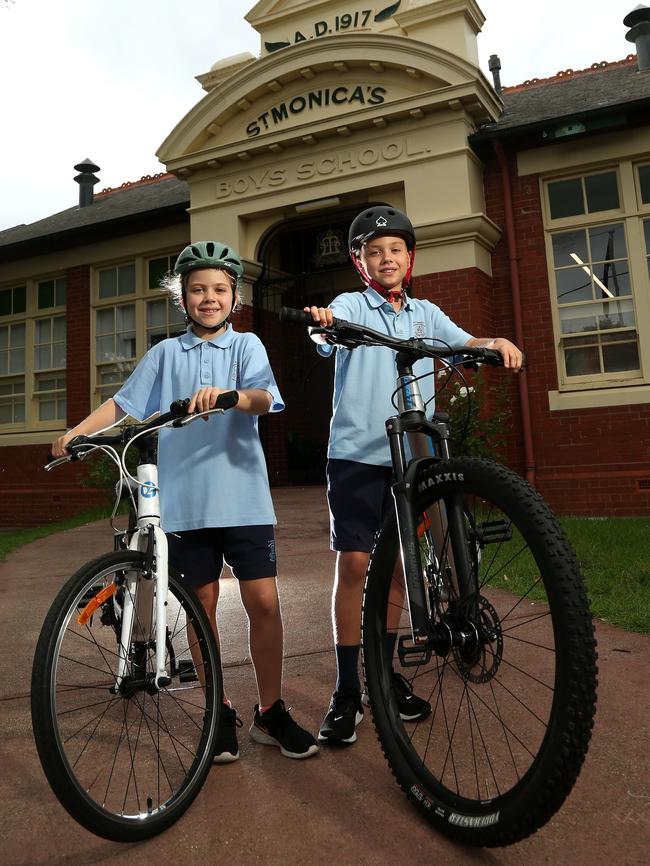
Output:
[279, 306, 504, 366]
[46, 390, 240, 467]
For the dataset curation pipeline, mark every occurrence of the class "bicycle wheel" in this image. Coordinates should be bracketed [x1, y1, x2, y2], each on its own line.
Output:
[362, 457, 597, 847]
[31, 550, 221, 841]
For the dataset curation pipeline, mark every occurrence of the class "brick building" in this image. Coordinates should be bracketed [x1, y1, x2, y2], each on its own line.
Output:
[1, 0, 649, 525]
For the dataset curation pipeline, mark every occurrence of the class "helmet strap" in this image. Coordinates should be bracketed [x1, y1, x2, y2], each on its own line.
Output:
[350, 247, 416, 302]
[187, 315, 229, 334]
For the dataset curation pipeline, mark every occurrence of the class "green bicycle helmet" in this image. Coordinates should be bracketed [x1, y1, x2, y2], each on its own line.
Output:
[174, 241, 244, 279]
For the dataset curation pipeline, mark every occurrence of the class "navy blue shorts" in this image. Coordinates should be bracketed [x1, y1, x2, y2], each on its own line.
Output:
[326, 459, 394, 553]
[166, 525, 277, 586]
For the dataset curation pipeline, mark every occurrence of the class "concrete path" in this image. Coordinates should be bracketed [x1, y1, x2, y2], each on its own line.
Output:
[1, 487, 648, 865]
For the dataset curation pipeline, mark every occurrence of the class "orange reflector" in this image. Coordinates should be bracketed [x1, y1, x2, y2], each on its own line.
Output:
[417, 513, 431, 538]
[77, 583, 117, 626]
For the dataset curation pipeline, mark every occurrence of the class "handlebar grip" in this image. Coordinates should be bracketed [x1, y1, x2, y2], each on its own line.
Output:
[215, 390, 239, 410]
[279, 306, 340, 327]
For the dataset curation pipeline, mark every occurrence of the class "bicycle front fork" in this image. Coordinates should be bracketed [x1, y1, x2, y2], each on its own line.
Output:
[389, 366, 477, 655]
[114, 464, 171, 692]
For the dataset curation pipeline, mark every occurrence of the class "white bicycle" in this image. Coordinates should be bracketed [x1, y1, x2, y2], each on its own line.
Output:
[31, 391, 239, 841]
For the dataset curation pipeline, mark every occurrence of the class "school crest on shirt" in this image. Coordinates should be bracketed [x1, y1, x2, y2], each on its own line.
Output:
[413, 321, 426, 338]
[230, 361, 239, 383]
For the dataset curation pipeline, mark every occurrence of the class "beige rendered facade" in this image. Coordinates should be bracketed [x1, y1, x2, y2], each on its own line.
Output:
[157, 0, 501, 294]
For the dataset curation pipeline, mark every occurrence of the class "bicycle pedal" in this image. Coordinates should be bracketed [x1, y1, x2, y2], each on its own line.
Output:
[475, 520, 512, 544]
[397, 635, 432, 667]
[178, 659, 198, 682]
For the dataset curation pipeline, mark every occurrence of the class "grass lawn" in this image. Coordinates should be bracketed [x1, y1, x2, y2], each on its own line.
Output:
[560, 516, 650, 635]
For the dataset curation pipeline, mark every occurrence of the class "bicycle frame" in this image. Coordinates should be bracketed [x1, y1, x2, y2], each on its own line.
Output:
[115, 460, 171, 691]
[278, 306, 504, 660]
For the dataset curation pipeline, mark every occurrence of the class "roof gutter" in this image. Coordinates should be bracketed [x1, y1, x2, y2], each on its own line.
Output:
[493, 138, 536, 486]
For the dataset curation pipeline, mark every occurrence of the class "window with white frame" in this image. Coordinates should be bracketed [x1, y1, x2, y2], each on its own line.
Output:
[545, 165, 649, 389]
[93, 256, 185, 404]
[0, 277, 67, 429]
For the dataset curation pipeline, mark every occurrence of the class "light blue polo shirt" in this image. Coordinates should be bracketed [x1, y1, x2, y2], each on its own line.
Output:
[317, 288, 473, 466]
[114, 325, 284, 532]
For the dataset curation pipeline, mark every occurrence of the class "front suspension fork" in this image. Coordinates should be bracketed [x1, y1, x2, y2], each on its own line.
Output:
[114, 524, 171, 692]
[387, 416, 477, 648]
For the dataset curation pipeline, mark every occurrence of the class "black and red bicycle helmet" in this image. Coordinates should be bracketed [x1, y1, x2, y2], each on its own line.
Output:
[348, 206, 416, 298]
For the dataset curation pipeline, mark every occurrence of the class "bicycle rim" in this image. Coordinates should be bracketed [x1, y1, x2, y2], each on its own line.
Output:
[362, 458, 597, 846]
[31, 551, 221, 841]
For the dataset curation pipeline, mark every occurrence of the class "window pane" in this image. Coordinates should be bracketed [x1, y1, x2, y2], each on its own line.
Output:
[118, 264, 136, 296]
[585, 172, 619, 212]
[13, 286, 26, 314]
[96, 308, 114, 335]
[588, 224, 626, 262]
[0, 327, 7, 350]
[0, 290, 10, 316]
[55, 278, 67, 306]
[99, 269, 117, 299]
[592, 261, 631, 298]
[35, 319, 51, 344]
[116, 334, 135, 359]
[548, 178, 584, 219]
[565, 346, 600, 376]
[38, 280, 55, 309]
[559, 300, 636, 335]
[96, 335, 114, 360]
[147, 299, 167, 328]
[149, 257, 171, 289]
[552, 229, 588, 268]
[12, 323, 25, 347]
[556, 267, 592, 303]
[53, 343, 66, 368]
[35, 346, 50, 369]
[10, 348, 25, 374]
[53, 316, 66, 342]
[116, 304, 135, 331]
[39, 400, 56, 421]
[638, 164, 650, 205]
[602, 340, 640, 373]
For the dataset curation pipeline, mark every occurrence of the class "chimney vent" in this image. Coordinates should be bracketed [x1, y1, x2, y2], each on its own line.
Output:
[624, 4, 650, 71]
[489, 54, 502, 93]
[74, 159, 100, 207]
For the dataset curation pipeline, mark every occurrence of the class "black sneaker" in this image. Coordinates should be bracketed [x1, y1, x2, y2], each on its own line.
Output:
[213, 703, 242, 764]
[318, 689, 363, 744]
[249, 699, 319, 759]
[391, 672, 431, 721]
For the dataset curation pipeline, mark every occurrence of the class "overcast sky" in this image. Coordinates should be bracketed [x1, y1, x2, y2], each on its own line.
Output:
[0, 0, 637, 230]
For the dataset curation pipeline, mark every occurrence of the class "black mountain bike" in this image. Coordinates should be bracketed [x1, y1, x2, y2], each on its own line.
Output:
[281, 307, 597, 847]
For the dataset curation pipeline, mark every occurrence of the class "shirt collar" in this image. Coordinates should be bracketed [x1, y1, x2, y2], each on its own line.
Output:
[363, 287, 412, 311]
[179, 323, 236, 350]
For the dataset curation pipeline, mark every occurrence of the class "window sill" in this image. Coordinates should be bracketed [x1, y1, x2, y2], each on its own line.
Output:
[548, 384, 650, 411]
[0, 429, 63, 447]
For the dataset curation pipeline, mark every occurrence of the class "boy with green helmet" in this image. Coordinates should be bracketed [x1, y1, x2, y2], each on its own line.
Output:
[53, 240, 318, 762]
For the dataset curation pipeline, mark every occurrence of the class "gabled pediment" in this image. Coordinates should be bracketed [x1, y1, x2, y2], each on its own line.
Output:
[158, 32, 499, 170]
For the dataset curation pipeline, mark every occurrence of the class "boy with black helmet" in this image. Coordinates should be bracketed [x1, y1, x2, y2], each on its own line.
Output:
[53, 241, 318, 762]
[305, 204, 522, 746]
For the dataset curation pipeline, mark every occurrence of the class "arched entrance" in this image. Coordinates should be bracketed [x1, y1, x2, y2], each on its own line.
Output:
[254, 206, 360, 484]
